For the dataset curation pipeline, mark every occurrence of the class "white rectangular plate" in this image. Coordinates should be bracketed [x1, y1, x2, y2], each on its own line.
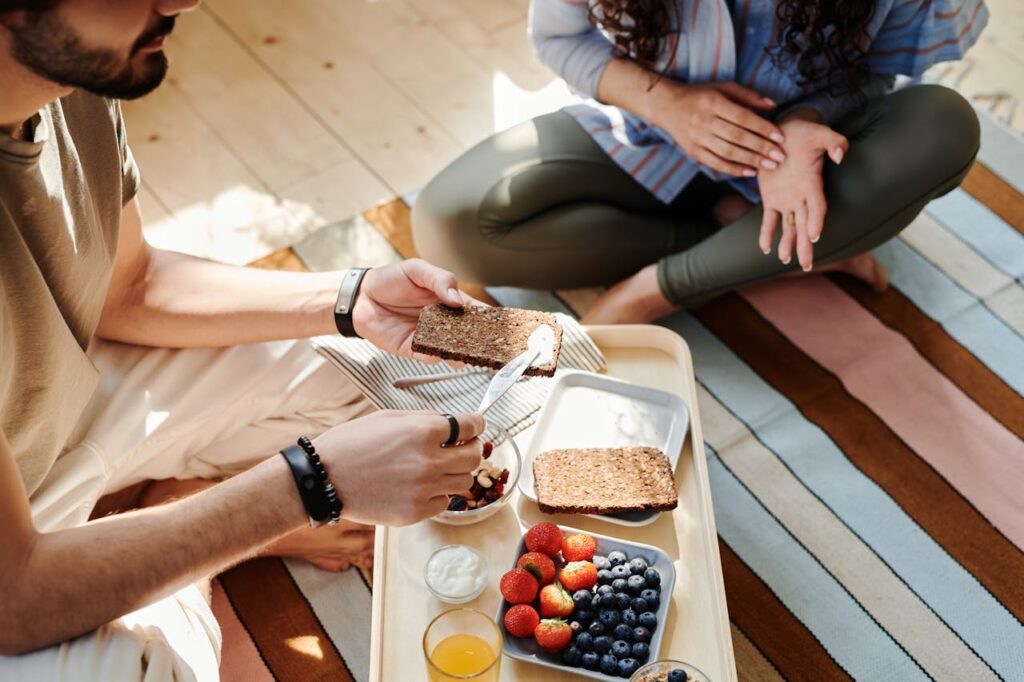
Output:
[496, 525, 677, 680]
[518, 371, 690, 526]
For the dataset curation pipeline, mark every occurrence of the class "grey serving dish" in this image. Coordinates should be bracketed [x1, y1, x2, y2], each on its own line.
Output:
[495, 525, 677, 680]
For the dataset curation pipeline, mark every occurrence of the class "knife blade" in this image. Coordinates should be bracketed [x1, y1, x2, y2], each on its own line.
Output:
[475, 324, 555, 414]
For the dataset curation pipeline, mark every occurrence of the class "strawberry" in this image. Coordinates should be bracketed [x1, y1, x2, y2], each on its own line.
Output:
[525, 522, 563, 558]
[559, 561, 598, 592]
[538, 582, 574, 618]
[561, 533, 597, 562]
[503, 604, 540, 638]
[499, 568, 539, 604]
[534, 618, 572, 653]
[517, 552, 556, 585]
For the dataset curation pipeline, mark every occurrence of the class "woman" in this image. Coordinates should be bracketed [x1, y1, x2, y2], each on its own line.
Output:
[412, 0, 988, 323]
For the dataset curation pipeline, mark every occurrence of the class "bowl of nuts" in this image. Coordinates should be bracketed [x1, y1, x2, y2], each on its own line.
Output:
[434, 430, 521, 526]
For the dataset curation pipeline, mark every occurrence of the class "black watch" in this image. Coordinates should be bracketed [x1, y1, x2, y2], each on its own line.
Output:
[334, 268, 369, 337]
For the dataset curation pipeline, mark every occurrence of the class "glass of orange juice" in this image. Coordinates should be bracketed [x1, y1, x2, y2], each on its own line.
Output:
[423, 608, 502, 681]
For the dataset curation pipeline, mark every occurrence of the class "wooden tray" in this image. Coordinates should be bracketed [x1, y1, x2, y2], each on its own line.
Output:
[369, 325, 737, 681]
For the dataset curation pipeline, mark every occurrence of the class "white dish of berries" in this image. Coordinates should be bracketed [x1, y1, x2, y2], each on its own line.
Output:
[518, 371, 690, 527]
[494, 522, 677, 680]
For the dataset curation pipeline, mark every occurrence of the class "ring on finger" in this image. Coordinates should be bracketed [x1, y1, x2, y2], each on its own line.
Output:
[440, 412, 460, 446]
[786, 211, 796, 226]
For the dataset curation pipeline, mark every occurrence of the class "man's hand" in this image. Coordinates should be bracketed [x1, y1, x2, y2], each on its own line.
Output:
[352, 259, 485, 360]
[313, 410, 485, 526]
[757, 117, 849, 270]
[652, 81, 787, 177]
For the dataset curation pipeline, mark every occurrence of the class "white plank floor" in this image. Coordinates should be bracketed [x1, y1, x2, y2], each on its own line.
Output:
[124, 0, 1024, 263]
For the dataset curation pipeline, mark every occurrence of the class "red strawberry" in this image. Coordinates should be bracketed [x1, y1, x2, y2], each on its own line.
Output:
[561, 533, 597, 562]
[503, 604, 540, 638]
[534, 618, 572, 653]
[517, 552, 556, 585]
[559, 561, 598, 592]
[538, 582, 574, 618]
[499, 568, 539, 604]
[525, 522, 563, 558]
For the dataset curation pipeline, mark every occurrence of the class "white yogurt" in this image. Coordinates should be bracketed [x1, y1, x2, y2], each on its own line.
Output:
[425, 545, 487, 602]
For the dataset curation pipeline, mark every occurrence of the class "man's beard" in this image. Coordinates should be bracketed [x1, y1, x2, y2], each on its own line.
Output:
[8, 11, 174, 100]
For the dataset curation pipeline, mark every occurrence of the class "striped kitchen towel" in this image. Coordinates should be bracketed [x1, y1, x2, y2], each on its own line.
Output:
[310, 314, 605, 443]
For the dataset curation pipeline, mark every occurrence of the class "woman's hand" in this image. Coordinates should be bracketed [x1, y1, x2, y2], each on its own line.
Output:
[352, 259, 485, 360]
[757, 118, 849, 270]
[652, 81, 787, 177]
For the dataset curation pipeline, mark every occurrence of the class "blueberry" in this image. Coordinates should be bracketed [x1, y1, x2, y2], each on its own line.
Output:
[562, 645, 583, 666]
[591, 594, 605, 610]
[593, 635, 612, 654]
[629, 557, 649, 575]
[607, 550, 628, 567]
[644, 567, 662, 588]
[618, 657, 641, 677]
[611, 564, 632, 580]
[598, 609, 621, 626]
[611, 578, 628, 593]
[574, 609, 594, 625]
[632, 626, 652, 643]
[626, 574, 646, 595]
[575, 631, 594, 652]
[569, 621, 583, 636]
[667, 669, 688, 682]
[620, 608, 638, 627]
[597, 584, 615, 597]
[593, 555, 610, 571]
[446, 495, 467, 511]
[588, 621, 606, 637]
[582, 651, 600, 670]
[631, 641, 650, 663]
[631, 597, 649, 613]
[639, 611, 658, 630]
[599, 653, 619, 675]
[612, 592, 630, 610]
[597, 569, 615, 585]
[611, 639, 631, 658]
[613, 623, 633, 641]
[573, 589, 593, 608]
[640, 588, 661, 608]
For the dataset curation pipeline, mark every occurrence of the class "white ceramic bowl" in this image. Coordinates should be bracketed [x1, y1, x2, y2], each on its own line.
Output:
[433, 432, 521, 526]
[423, 544, 488, 604]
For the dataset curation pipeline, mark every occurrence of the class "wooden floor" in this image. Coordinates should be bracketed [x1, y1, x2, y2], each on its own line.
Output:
[125, 0, 1024, 264]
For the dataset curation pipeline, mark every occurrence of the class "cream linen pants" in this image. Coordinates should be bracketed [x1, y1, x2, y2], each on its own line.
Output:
[2, 338, 370, 682]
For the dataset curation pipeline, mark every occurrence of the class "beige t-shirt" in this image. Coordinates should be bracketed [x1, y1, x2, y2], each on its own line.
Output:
[0, 90, 139, 496]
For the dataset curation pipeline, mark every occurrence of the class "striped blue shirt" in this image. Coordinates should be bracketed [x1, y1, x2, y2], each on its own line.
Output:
[529, 0, 989, 204]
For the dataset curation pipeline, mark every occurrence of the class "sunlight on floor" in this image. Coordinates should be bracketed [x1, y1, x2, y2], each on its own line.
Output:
[285, 635, 324, 660]
[491, 71, 573, 132]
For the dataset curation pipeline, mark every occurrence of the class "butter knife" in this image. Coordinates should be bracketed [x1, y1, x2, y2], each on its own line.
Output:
[476, 324, 555, 414]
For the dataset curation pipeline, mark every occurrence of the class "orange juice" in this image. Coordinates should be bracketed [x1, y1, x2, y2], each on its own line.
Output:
[428, 633, 499, 681]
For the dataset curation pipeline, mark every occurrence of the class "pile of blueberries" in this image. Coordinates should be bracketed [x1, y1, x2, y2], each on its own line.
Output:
[558, 550, 664, 678]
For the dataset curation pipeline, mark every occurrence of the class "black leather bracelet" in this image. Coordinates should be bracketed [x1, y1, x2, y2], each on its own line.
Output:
[334, 268, 369, 338]
[281, 444, 334, 527]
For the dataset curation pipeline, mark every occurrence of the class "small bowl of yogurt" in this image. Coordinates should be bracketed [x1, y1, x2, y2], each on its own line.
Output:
[424, 545, 488, 604]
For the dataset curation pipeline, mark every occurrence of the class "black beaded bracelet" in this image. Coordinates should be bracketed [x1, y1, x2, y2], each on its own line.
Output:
[280, 438, 342, 527]
[297, 436, 343, 525]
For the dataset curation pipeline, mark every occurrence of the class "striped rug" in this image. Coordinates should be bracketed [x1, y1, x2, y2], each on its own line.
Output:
[219, 110, 1024, 681]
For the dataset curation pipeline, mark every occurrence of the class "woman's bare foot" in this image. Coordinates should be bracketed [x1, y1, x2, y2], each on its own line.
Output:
[580, 264, 678, 325]
[139, 477, 375, 572]
[815, 252, 889, 292]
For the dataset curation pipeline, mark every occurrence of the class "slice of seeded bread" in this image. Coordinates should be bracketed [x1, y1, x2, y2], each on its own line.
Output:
[533, 447, 678, 515]
[410, 305, 563, 377]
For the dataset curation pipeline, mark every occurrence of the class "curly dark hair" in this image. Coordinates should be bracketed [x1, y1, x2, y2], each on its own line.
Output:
[588, 0, 877, 96]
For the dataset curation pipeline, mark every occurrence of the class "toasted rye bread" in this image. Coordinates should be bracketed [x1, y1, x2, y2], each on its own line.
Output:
[533, 447, 678, 515]
[410, 305, 562, 377]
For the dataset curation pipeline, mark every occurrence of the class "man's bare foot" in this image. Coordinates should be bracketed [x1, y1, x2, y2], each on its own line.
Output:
[815, 253, 889, 292]
[139, 477, 375, 572]
[580, 264, 678, 325]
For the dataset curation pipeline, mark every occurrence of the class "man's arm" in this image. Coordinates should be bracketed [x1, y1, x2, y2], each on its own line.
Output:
[0, 427, 306, 654]
[97, 197, 343, 347]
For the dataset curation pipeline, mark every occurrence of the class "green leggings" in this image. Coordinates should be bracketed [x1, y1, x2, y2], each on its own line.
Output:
[411, 85, 980, 307]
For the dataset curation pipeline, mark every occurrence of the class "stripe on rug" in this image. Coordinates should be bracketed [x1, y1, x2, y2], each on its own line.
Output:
[222, 112, 1024, 682]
